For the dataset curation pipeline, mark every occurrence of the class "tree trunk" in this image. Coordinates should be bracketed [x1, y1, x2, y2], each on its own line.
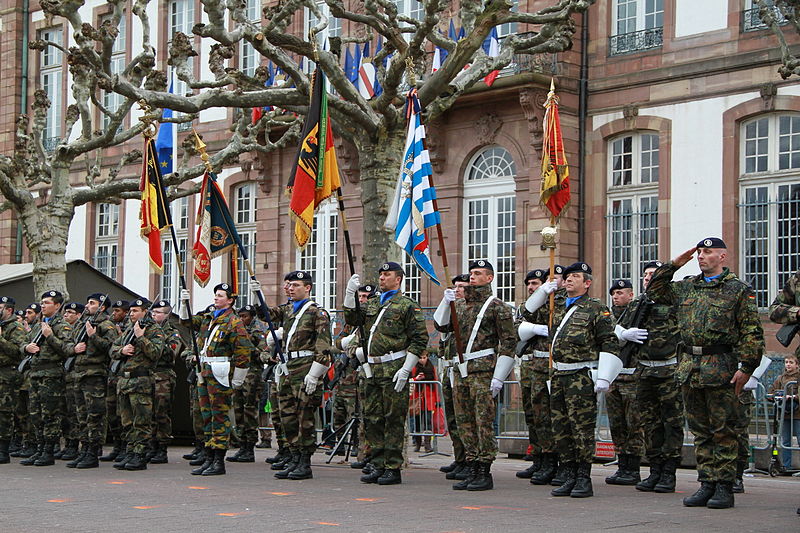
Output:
[19, 196, 74, 301]
[356, 128, 407, 282]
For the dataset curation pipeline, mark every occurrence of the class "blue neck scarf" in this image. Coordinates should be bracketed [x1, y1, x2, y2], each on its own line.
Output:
[213, 308, 226, 319]
[565, 295, 584, 308]
[703, 272, 723, 283]
[292, 298, 309, 313]
[380, 290, 398, 306]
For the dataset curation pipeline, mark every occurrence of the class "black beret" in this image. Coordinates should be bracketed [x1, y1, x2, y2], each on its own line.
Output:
[562, 262, 592, 277]
[130, 298, 151, 309]
[696, 237, 726, 249]
[642, 260, 663, 272]
[239, 305, 256, 314]
[469, 259, 494, 272]
[205, 304, 216, 313]
[86, 293, 110, 307]
[451, 274, 470, 284]
[14, 309, 24, 317]
[112, 300, 130, 310]
[286, 271, 312, 282]
[525, 269, 547, 283]
[154, 300, 170, 308]
[0, 296, 15, 305]
[358, 284, 377, 295]
[41, 290, 62, 300]
[378, 261, 404, 274]
[65, 302, 85, 313]
[553, 264, 565, 275]
[26, 303, 41, 313]
[609, 279, 633, 295]
[283, 271, 298, 281]
[214, 283, 235, 297]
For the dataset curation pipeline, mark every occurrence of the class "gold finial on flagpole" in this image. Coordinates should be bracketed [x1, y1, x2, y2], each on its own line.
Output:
[192, 128, 213, 172]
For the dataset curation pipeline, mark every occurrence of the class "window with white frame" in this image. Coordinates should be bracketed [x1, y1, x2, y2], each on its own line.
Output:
[740, 114, 800, 308]
[94, 202, 120, 279]
[463, 146, 517, 304]
[395, 0, 424, 22]
[297, 202, 338, 310]
[101, 14, 126, 129]
[233, 183, 258, 306]
[402, 256, 421, 303]
[241, 0, 260, 77]
[306, 1, 341, 49]
[170, 0, 195, 129]
[160, 196, 189, 302]
[39, 27, 63, 151]
[607, 133, 660, 292]
[610, 0, 664, 56]
[496, 0, 519, 38]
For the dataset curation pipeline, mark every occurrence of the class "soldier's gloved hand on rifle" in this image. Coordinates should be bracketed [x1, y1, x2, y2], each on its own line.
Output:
[618, 327, 648, 344]
[344, 274, 360, 308]
[179, 289, 191, 320]
[392, 353, 420, 392]
[303, 361, 329, 395]
[231, 367, 248, 389]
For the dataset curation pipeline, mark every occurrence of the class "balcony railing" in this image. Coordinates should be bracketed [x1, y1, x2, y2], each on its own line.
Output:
[742, 6, 792, 32]
[609, 27, 663, 57]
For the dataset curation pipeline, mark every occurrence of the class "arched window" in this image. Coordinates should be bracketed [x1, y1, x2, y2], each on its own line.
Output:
[463, 146, 517, 303]
[234, 183, 258, 306]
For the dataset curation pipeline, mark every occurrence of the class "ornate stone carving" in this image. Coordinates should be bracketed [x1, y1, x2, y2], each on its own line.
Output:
[254, 151, 272, 195]
[518, 88, 547, 145]
[623, 104, 639, 129]
[426, 118, 446, 173]
[760, 82, 777, 110]
[475, 111, 503, 145]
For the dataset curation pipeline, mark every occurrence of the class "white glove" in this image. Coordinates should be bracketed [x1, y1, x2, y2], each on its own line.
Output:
[266, 327, 283, 349]
[303, 361, 329, 395]
[355, 347, 365, 363]
[532, 324, 548, 337]
[742, 376, 759, 392]
[259, 351, 272, 364]
[433, 295, 452, 326]
[340, 332, 357, 350]
[231, 367, 249, 389]
[443, 288, 456, 302]
[619, 327, 648, 344]
[541, 280, 558, 294]
[524, 280, 558, 313]
[344, 274, 360, 308]
[490, 355, 515, 398]
[249, 278, 262, 295]
[491, 377, 504, 397]
[180, 288, 190, 302]
[392, 352, 420, 392]
[594, 378, 610, 393]
[179, 289, 190, 320]
[752, 354, 773, 380]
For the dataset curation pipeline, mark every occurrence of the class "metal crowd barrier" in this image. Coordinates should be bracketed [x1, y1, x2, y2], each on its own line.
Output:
[496, 380, 528, 441]
[407, 379, 448, 457]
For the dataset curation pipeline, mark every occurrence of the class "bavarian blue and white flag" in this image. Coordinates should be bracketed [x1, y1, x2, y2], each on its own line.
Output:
[384, 89, 441, 285]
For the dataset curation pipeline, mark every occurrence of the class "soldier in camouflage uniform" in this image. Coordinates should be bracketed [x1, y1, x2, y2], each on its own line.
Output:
[648, 238, 764, 509]
[604, 279, 645, 486]
[344, 262, 428, 485]
[21, 291, 75, 466]
[526, 262, 620, 498]
[771, 269, 800, 359]
[99, 300, 129, 462]
[182, 283, 253, 476]
[227, 304, 268, 463]
[184, 304, 215, 465]
[0, 297, 26, 463]
[59, 302, 85, 462]
[11, 303, 40, 459]
[109, 299, 164, 471]
[150, 300, 183, 464]
[434, 260, 516, 491]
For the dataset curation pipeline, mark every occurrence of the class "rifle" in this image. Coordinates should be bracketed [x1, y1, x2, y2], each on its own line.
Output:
[110, 301, 157, 374]
[65, 294, 109, 372]
[777, 323, 800, 348]
[618, 295, 654, 368]
[19, 306, 65, 373]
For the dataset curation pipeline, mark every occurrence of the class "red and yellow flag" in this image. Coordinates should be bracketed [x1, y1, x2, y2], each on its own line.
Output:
[540, 79, 571, 219]
[139, 138, 170, 271]
[287, 67, 341, 249]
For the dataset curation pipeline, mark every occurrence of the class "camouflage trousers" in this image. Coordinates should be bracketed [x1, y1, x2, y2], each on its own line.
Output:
[734, 390, 753, 466]
[363, 369, 410, 470]
[189, 381, 205, 443]
[232, 367, 260, 444]
[106, 375, 122, 442]
[76, 374, 107, 445]
[683, 384, 738, 483]
[0, 369, 20, 440]
[278, 364, 323, 454]
[529, 369, 554, 454]
[550, 371, 597, 463]
[14, 386, 30, 443]
[356, 374, 369, 460]
[333, 387, 357, 431]
[268, 380, 284, 448]
[63, 371, 80, 441]
[441, 368, 465, 462]
[606, 377, 645, 456]
[637, 373, 684, 462]
[453, 370, 497, 463]
[197, 366, 234, 450]
[152, 370, 176, 444]
[29, 373, 65, 442]
[117, 376, 154, 455]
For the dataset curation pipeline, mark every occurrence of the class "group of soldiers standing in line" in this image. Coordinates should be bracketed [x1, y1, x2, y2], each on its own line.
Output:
[2, 235, 798, 513]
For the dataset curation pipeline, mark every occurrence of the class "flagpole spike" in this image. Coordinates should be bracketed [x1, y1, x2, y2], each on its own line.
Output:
[191, 128, 213, 172]
[550, 78, 555, 91]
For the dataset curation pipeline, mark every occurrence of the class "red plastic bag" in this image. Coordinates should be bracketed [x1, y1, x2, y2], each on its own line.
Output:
[432, 407, 447, 436]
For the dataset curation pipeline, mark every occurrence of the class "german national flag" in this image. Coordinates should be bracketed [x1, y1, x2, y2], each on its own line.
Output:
[287, 67, 341, 249]
[140, 138, 170, 271]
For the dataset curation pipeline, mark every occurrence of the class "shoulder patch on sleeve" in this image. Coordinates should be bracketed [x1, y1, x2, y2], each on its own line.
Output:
[601, 311, 611, 317]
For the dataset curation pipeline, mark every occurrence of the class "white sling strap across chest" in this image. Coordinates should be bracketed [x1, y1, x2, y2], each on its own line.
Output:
[367, 306, 390, 356]
[465, 296, 497, 355]
[550, 304, 580, 350]
[284, 300, 315, 352]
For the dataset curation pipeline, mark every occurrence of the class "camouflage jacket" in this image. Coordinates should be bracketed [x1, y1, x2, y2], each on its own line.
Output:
[269, 300, 331, 370]
[0, 316, 27, 368]
[516, 288, 567, 373]
[435, 284, 515, 374]
[244, 318, 269, 368]
[648, 263, 764, 385]
[769, 270, 800, 357]
[345, 292, 428, 359]
[109, 320, 165, 373]
[550, 294, 619, 374]
[155, 320, 183, 372]
[611, 305, 627, 320]
[74, 312, 117, 376]
[191, 308, 253, 369]
[617, 294, 681, 379]
[27, 314, 74, 376]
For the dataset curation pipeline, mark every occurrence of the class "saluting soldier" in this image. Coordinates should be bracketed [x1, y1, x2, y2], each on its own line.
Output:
[433, 260, 516, 491]
[99, 300, 130, 462]
[525, 262, 620, 498]
[21, 291, 75, 467]
[647, 238, 764, 509]
[0, 297, 26, 464]
[59, 302, 84, 462]
[150, 300, 183, 464]
[181, 283, 252, 476]
[344, 262, 428, 486]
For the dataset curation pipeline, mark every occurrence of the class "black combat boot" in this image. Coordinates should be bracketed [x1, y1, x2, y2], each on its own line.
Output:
[12, 440, 34, 458]
[551, 457, 570, 487]
[66, 443, 88, 468]
[9, 436, 21, 454]
[144, 440, 157, 463]
[99, 441, 123, 462]
[113, 445, 131, 470]
[52, 441, 63, 459]
[467, 462, 494, 491]
[531, 453, 558, 485]
[189, 447, 208, 466]
[377, 468, 402, 485]
[266, 446, 288, 464]
[201, 449, 226, 476]
[362, 462, 375, 474]
[34, 442, 56, 466]
[124, 452, 147, 471]
[270, 449, 292, 470]
[550, 462, 578, 496]
[60, 440, 79, 461]
[570, 462, 594, 498]
[440, 460, 460, 473]
[445, 461, 467, 480]
[654, 458, 678, 493]
[360, 467, 384, 483]
[615, 455, 641, 485]
[274, 452, 301, 479]
[706, 481, 734, 509]
[683, 481, 716, 507]
[605, 455, 628, 485]
[150, 443, 168, 464]
[516, 454, 542, 479]
[732, 462, 745, 494]
[183, 442, 203, 460]
[76, 443, 100, 469]
[636, 460, 663, 492]
[191, 447, 215, 475]
[228, 442, 255, 463]
[288, 452, 314, 480]
[20, 443, 42, 465]
[453, 462, 478, 490]
[0, 439, 10, 464]
[351, 456, 370, 469]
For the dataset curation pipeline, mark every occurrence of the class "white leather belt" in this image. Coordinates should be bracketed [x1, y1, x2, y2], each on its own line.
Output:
[464, 348, 495, 361]
[286, 350, 313, 360]
[442, 359, 454, 367]
[200, 356, 228, 363]
[553, 360, 597, 371]
[520, 354, 532, 361]
[533, 350, 549, 359]
[639, 357, 678, 368]
[618, 368, 636, 375]
[368, 350, 407, 364]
